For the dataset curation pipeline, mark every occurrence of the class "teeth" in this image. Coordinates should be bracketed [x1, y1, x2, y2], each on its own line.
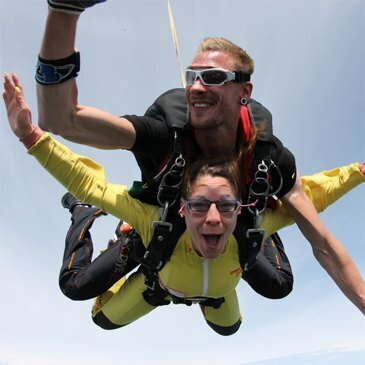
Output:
[194, 103, 210, 108]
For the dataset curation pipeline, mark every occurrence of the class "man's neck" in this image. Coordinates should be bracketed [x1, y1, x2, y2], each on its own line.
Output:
[193, 128, 237, 159]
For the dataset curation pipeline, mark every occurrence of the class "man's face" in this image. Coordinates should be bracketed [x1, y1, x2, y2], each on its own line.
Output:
[181, 175, 239, 259]
[186, 51, 248, 131]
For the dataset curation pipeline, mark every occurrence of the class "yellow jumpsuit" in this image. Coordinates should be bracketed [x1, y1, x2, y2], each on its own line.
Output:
[28, 134, 364, 334]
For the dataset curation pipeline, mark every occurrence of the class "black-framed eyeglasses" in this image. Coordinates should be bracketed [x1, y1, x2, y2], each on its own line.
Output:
[182, 199, 242, 214]
[185, 68, 250, 87]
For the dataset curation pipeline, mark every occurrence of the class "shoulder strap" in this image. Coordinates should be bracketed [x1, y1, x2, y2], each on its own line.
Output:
[233, 211, 265, 272]
[139, 211, 185, 274]
[247, 98, 273, 139]
[144, 88, 188, 129]
[140, 212, 186, 306]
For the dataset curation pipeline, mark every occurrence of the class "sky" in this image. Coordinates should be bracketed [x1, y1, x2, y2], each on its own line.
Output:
[0, 0, 364, 364]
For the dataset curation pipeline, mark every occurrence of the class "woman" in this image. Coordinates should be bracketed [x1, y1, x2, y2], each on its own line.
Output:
[3, 73, 364, 335]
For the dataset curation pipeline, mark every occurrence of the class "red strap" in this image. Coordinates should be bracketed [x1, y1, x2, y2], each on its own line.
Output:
[240, 106, 251, 143]
[240, 106, 253, 185]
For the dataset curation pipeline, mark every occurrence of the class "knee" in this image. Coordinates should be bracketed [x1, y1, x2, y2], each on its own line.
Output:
[59, 276, 82, 301]
[59, 276, 96, 301]
[206, 319, 241, 336]
[92, 311, 125, 330]
[248, 277, 293, 299]
[265, 272, 294, 299]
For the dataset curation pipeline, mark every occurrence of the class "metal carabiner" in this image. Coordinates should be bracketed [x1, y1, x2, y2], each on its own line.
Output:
[267, 162, 283, 196]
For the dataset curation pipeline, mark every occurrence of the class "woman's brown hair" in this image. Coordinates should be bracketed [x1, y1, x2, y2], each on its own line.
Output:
[182, 157, 241, 199]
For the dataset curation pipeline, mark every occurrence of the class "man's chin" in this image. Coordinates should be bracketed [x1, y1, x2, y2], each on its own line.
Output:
[190, 110, 215, 126]
[190, 118, 218, 130]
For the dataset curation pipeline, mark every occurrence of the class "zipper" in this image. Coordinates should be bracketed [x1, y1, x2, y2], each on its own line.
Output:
[202, 259, 210, 296]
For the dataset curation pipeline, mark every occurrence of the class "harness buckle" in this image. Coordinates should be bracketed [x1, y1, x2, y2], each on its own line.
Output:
[142, 250, 163, 271]
[246, 228, 266, 239]
[151, 220, 173, 232]
[151, 200, 173, 233]
[247, 159, 274, 215]
[144, 273, 157, 291]
[157, 154, 185, 207]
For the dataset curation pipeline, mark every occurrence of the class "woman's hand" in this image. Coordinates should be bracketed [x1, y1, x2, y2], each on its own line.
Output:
[3, 72, 34, 140]
[359, 162, 365, 176]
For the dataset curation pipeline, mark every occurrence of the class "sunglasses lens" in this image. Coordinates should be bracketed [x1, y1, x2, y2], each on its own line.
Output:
[185, 70, 196, 86]
[202, 70, 228, 85]
[185, 69, 230, 86]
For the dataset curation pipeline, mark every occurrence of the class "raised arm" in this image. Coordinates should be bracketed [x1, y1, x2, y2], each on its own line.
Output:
[281, 174, 365, 314]
[37, 2, 136, 149]
[3, 73, 156, 240]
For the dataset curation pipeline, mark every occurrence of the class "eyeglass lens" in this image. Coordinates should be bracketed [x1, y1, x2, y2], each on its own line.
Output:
[187, 199, 239, 213]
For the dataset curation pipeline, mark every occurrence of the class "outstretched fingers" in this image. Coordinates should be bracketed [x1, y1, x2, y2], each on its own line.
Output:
[3, 72, 22, 109]
[3, 72, 33, 139]
[3, 72, 14, 108]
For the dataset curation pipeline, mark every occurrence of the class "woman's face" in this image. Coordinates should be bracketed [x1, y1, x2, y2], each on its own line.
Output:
[181, 174, 240, 259]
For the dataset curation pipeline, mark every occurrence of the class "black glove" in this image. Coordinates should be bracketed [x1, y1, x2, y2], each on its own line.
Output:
[47, 0, 107, 14]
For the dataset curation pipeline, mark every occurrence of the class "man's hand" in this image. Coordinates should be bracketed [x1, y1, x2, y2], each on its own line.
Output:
[47, 0, 107, 14]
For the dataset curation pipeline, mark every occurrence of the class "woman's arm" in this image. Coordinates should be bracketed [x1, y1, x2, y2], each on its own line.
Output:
[262, 163, 364, 234]
[3, 72, 157, 243]
[301, 163, 365, 212]
[259, 165, 364, 313]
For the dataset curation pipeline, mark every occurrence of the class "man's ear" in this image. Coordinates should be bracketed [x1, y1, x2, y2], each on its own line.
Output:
[178, 199, 185, 218]
[241, 81, 253, 99]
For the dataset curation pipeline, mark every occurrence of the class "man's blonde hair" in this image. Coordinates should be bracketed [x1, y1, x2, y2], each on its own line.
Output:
[198, 38, 255, 75]
[197, 37, 254, 75]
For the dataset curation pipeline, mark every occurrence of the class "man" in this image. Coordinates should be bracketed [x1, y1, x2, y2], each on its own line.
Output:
[36, 1, 365, 313]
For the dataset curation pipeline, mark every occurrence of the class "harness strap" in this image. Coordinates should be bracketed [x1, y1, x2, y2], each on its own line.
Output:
[200, 297, 225, 309]
[140, 129, 187, 274]
[139, 103, 281, 304]
[142, 270, 170, 307]
[140, 216, 173, 272]
[245, 228, 266, 271]
[141, 266, 225, 309]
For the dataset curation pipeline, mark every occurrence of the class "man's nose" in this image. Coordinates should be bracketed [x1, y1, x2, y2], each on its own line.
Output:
[189, 76, 207, 90]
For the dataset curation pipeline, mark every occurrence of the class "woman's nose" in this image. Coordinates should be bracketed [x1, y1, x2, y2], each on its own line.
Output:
[205, 203, 221, 224]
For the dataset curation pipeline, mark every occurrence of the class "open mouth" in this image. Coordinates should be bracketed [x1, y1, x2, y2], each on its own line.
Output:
[202, 234, 222, 247]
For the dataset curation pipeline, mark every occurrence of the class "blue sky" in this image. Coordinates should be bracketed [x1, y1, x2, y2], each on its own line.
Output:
[0, 1, 364, 364]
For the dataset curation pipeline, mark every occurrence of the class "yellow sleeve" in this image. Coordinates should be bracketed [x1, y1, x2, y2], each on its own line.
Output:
[260, 163, 364, 236]
[300, 163, 364, 212]
[28, 134, 158, 245]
